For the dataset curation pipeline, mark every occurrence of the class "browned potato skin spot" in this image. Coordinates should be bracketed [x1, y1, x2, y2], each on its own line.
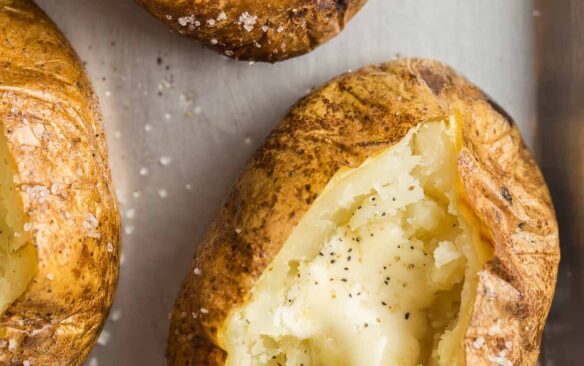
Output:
[167, 59, 559, 365]
[0, 1, 121, 365]
[136, 0, 368, 62]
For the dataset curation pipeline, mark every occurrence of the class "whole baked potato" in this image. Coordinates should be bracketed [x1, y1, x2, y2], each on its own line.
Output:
[136, 0, 368, 62]
[0, 0, 121, 364]
[168, 59, 559, 365]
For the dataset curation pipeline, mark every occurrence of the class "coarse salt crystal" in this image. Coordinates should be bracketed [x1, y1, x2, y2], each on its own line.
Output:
[97, 331, 110, 346]
[178, 15, 196, 27]
[111, 310, 123, 322]
[144, 124, 152, 132]
[193, 268, 202, 275]
[124, 225, 135, 235]
[126, 208, 136, 219]
[46, 273, 54, 281]
[83, 214, 101, 238]
[28, 185, 49, 202]
[139, 167, 149, 176]
[50, 183, 60, 195]
[106, 242, 114, 252]
[217, 11, 227, 21]
[472, 337, 485, 349]
[238, 12, 257, 32]
[159, 156, 172, 166]
[158, 189, 168, 198]
[83, 214, 98, 229]
[200, 308, 209, 314]
[8, 339, 17, 351]
[487, 355, 512, 366]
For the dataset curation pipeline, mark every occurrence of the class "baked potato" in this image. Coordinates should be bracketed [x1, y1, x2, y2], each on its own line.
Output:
[0, 0, 121, 364]
[168, 59, 559, 365]
[136, 0, 368, 62]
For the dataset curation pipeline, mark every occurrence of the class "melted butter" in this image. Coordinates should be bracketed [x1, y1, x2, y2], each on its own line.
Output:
[222, 120, 487, 366]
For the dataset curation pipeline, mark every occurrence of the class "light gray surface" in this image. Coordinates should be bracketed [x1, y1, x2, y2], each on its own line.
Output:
[35, 0, 537, 365]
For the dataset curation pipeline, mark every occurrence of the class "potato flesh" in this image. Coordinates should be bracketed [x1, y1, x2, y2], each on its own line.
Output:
[222, 121, 490, 366]
[0, 121, 35, 315]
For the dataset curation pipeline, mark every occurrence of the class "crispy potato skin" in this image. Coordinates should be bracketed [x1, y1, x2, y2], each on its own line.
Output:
[168, 58, 559, 365]
[136, 0, 368, 62]
[0, 1, 121, 365]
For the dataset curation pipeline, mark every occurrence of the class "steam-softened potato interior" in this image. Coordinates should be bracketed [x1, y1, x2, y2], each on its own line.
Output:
[221, 120, 492, 366]
[0, 121, 36, 315]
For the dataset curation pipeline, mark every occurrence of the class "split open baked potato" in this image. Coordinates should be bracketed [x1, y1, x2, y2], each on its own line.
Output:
[168, 59, 559, 365]
[0, 0, 121, 364]
[136, 0, 368, 62]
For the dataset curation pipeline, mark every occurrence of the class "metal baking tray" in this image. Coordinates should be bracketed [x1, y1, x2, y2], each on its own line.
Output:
[35, 0, 580, 364]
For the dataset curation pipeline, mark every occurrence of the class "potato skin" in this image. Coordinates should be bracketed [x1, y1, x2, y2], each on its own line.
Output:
[136, 0, 368, 62]
[168, 58, 559, 365]
[0, 1, 121, 365]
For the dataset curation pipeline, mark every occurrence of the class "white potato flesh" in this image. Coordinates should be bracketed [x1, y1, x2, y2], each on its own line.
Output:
[221, 120, 491, 366]
[0, 122, 36, 315]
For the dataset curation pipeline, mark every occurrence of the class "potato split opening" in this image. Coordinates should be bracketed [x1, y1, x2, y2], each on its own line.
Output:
[0, 121, 36, 315]
[221, 120, 493, 366]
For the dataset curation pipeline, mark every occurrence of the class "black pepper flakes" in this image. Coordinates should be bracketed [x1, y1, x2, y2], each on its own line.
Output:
[501, 187, 513, 204]
[405, 312, 410, 320]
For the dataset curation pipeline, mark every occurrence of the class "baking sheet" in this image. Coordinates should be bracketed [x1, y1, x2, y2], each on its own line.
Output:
[35, 0, 537, 364]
